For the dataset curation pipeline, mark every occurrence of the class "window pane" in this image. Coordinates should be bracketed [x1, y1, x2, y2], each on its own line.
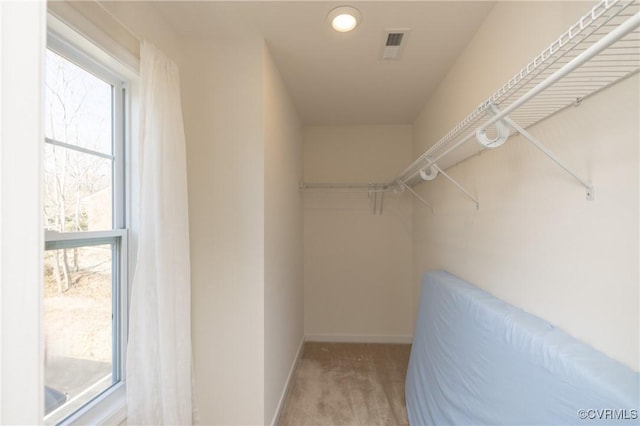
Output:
[43, 244, 117, 424]
[43, 143, 113, 232]
[45, 49, 113, 155]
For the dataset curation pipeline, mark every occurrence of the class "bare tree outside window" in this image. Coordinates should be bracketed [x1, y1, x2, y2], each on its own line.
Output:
[43, 47, 121, 424]
[44, 49, 112, 292]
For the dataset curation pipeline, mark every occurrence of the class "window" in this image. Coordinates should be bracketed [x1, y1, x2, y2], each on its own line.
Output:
[43, 31, 128, 425]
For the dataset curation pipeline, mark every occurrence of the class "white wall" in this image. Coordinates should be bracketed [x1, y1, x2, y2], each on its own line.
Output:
[412, 1, 639, 371]
[263, 46, 304, 425]
[182, 38, 266, 425]
[304, 125, 414, 342]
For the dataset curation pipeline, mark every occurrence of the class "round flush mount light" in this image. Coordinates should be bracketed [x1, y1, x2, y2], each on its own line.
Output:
[328, 6, 361, 32]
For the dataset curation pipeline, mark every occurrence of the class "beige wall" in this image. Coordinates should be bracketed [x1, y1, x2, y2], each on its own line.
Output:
[304, 125, 414, 342]
[182, 39, 304, 425]
[182, 38, 266, 425]
[263, 47, 304, 425]
[412, 1, 639, 371]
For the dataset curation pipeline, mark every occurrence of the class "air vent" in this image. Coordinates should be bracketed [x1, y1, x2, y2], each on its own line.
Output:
[386, 33, 404, 47]
[382, 29, 410, 60]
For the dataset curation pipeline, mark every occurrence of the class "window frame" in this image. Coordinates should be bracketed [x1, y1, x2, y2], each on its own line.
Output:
[43, 27, 130, 426]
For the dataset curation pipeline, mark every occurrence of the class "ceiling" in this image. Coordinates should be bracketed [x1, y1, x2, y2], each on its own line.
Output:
[151, 1, 495, 125]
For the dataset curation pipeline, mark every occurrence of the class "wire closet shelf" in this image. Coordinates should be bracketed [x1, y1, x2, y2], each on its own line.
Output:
[303, 0, 640, 208]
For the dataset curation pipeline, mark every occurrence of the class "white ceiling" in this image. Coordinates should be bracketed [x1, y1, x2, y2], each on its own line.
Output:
[152, 1, 495, 125]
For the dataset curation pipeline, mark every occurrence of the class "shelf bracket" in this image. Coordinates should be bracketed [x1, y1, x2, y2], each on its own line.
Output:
[496, 110, 595, 201]
[367, 184, 385, 215]
[432, 165, 479, 209]
[419, 165, 438, 181]
[476, 104, 510, 148]
[399, 181, 434, 212]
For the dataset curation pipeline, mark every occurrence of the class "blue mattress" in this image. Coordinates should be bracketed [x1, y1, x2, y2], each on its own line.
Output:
[406, 271, 639, 425]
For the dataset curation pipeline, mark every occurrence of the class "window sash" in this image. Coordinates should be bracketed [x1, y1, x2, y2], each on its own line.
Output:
[43, 230, 128, 425]
[46, 31, 126, 232]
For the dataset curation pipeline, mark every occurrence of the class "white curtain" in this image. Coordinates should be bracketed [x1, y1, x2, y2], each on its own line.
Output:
[126, 41, 196, 425]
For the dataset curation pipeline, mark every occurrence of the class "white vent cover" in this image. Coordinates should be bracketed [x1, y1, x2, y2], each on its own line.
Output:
[382, 29, 410, 60]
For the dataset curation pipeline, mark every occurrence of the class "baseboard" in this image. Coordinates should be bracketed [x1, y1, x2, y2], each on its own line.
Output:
[305, 334, 414, 344]
[269, 337, 305, 426]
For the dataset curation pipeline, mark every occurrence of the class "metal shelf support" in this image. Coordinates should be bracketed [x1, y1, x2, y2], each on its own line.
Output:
[500, 112, 595, 200]
[433, 165, 480, 209]
[399, 181, 434, 212]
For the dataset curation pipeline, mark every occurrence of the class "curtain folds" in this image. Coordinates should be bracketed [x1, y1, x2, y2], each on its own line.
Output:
[126, 41, 196, 425]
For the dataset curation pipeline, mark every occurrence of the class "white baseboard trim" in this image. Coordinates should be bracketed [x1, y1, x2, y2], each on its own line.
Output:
[269, 337, 305, 426]
[305, 334, 414, 344]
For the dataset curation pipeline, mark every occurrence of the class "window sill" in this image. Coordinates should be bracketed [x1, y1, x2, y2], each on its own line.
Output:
[58, 383, 126, 426]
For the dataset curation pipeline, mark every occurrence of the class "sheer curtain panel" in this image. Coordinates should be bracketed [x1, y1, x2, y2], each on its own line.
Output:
[126, 41, 196, 425]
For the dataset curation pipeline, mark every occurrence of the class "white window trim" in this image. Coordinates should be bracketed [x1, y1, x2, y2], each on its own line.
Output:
[44, 17, 136, 426]
[0, 2, 47, 424]
[47, 2, 139, 75]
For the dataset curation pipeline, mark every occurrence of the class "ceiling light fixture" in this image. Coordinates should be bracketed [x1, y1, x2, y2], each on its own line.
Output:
[328, 6, 361, 32]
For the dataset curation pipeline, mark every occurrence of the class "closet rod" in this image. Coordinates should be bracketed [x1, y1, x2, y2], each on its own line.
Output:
[301, 182, 389, 191]
[397, 10, 640, 186]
